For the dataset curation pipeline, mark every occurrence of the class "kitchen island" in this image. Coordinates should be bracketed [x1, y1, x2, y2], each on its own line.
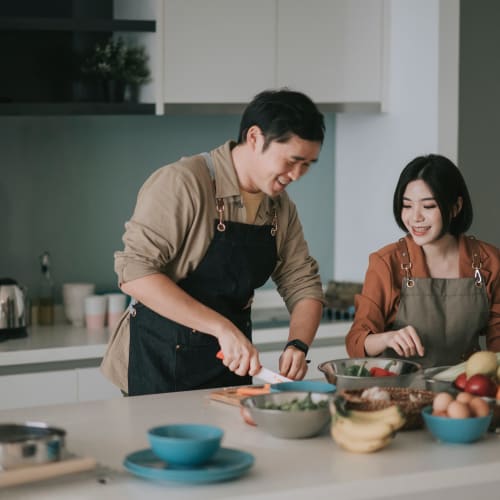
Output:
[0, 388, 499, 499]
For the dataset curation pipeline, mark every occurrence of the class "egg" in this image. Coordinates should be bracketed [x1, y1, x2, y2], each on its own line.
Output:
[456, 391, 474, 404]
[446, 400, 471, 419]
[432, 392, 454, 414]
[468, 397, 490, 418]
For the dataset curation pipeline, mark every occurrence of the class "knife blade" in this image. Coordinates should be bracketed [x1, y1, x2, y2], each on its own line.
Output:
[216, 351, 292, 384]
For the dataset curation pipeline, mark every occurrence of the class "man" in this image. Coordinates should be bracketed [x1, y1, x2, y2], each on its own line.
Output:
[101, 89, 326, 396]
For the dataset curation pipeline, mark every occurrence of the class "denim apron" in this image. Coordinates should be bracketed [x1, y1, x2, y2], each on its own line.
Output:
[385, 236, 490, 368]
[127, 153, 278, 395]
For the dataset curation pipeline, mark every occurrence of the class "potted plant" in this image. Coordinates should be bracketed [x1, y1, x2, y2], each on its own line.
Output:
[81, 37, 150, 102]
[122, 45, 151, 102]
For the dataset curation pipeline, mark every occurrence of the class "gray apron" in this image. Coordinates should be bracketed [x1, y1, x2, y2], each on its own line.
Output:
[385, 236, 490, 368]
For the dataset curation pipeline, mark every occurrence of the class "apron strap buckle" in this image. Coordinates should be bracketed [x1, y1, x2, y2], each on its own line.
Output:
[216, 198, 226, 232]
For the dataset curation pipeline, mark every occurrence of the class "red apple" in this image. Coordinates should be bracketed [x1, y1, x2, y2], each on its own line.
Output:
[453, 372, 467, 390]
[464, 374, 497, 398]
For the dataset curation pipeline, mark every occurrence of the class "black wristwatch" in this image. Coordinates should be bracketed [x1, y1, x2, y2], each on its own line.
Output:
[284, 339, 309, 356]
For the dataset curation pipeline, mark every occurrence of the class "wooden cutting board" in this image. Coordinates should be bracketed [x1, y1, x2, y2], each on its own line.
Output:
[0, 456, 97, 488]
[209, 384, 270, 406]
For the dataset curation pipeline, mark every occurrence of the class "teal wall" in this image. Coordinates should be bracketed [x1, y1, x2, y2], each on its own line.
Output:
[0, 113, 335, 302]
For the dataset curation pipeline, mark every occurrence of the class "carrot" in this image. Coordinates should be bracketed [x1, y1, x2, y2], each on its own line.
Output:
[235, 384, 271, 396]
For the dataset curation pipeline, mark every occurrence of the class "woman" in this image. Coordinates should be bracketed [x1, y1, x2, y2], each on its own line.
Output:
[345, 154, 500, 367]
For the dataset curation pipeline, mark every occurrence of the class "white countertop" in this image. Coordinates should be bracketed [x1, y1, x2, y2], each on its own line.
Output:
[0, 325, 111, 367]
[0, 389, 499, 499]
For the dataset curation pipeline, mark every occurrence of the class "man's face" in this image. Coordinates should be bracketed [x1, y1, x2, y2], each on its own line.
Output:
[246, 128, 321, 197]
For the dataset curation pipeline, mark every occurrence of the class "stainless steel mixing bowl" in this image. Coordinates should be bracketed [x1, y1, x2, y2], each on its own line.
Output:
[0, 422, 66, 470]
[317, 357, 423, 391]
[423, 366, 459, 394]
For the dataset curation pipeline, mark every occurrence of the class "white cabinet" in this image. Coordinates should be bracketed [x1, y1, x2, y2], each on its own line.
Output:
[161, 0, 387, 106]
[163, 0, 276, 103]
[0, 367, 120, 411]
[277, 0, 386, 104]
[0, 371, 78, 411]
[76, 367, 121, 402]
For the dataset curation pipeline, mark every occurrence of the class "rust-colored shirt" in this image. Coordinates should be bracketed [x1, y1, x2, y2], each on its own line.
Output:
[345, 234, 500, 357]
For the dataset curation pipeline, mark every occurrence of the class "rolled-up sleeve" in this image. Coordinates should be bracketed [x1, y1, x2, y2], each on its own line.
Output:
[485, 247, 500, 352]
[114, 166, 197, 285]
[272, 197, 325, 311]
[345, 253, 397, 357]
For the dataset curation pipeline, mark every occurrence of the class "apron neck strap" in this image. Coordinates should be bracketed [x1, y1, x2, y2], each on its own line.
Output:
[397, 238, 414, 287]
[467, 236, 484, 286]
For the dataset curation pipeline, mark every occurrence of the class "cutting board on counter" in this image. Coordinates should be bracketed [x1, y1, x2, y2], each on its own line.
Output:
[209, 384, 270, 406]
[0, 456, 97, 488]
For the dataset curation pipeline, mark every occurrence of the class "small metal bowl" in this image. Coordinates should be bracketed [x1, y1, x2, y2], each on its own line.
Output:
[423, 366, 459, 394]
[318, 357, 423, 391]
[0, 422, 66, 470]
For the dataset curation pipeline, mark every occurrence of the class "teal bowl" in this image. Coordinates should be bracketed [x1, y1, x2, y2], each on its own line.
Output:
[270, 380, 336, 394]
[148, 424, 223, 466]
[421, 406, 492, 444]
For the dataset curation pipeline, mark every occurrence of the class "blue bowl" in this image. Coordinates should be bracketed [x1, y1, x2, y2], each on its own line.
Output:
[421, 406, 492, 444]
[148, 424, 223, 466]
[270, 380, 336, 394]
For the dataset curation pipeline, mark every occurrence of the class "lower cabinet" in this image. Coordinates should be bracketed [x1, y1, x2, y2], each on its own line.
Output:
[76, 367, 122, 402]
[0, 371, 78, 410]
[0, 366, 121, 411]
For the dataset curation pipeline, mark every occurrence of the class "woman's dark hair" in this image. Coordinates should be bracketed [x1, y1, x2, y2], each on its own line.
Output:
[393, 154, 473, 237]
[237, 88, 325, 150]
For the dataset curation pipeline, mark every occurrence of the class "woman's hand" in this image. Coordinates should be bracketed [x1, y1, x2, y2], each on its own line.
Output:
[385, 326, 425, 357]
[279, 348, 308, 380]
[364, 325, 425, 357]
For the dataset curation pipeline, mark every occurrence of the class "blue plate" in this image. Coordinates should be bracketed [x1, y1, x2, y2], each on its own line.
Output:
[123, 447, 254, 484]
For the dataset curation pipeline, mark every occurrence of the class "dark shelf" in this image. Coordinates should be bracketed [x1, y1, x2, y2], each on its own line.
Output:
[0, 102, 156, 116]
[0, 17, 156, 32]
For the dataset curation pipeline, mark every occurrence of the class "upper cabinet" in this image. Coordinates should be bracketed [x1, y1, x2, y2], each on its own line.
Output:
[0, 0, 158, 115]
[161, 0, 388, 111]
[163, 0, 276, 104]
[276, 0, 387, 108]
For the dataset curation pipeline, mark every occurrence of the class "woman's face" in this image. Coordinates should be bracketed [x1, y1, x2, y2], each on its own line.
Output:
[401, 180, 443, 245]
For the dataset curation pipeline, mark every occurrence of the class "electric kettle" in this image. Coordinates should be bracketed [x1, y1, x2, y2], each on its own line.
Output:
[0, 278, 28, 338]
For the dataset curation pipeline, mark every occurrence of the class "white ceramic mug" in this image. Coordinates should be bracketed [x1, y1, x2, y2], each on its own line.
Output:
[106, 293, 128, 330]
[84, 295, 107, 330]
[62, 283, 96, 327]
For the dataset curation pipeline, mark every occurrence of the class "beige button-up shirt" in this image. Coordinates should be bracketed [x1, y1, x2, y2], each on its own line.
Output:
[102, 140, 324, 391]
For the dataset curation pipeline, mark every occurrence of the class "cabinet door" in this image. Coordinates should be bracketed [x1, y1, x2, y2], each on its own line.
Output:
[277, 0, 385, 103]
[76, 367, 121, 402]
[0, 371, 77, 410]
[163, 0, 276, 103]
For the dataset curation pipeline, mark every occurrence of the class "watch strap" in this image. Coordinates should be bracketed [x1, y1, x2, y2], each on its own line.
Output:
[284, 339, 309, 355]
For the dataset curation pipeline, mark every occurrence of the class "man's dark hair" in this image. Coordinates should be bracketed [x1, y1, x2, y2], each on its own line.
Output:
[237, 89, 325, 150]
[393, 154, 473, 237]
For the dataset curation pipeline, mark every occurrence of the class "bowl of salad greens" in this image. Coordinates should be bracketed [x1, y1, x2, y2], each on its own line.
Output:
[240, 391, 330, 439]
[317, 357, 423, 391]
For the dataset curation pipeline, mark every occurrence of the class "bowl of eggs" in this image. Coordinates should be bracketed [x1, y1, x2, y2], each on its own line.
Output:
[422, 391, 493, 444]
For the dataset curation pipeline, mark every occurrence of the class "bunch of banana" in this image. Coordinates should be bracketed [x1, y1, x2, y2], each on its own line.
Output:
[330, 396, 405, 453]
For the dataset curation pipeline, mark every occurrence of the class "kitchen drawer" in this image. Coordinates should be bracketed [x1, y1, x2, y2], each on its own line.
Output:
[0, 370, 77, 410]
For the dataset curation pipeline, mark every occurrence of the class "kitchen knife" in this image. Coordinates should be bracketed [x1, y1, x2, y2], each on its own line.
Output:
[216, 351, 292, 384]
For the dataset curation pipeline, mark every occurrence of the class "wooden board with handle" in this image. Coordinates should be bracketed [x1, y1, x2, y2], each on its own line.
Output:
[209, 384, 270, 406]
[0, 456, 97, 488]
